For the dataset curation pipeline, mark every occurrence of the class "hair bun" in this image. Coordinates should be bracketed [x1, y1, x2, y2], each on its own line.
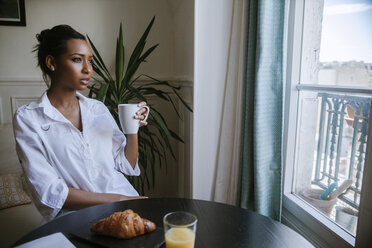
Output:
[36, 29, 51, 43]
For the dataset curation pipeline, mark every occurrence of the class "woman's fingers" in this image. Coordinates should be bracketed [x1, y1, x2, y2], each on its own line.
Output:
[136, 107, 147, 115]
[135, 102, 148, 121]
[137, 101, 147, 107]
[134, 114, 147, 120]
[134, 102, 148, 127]
[139, 121, 148, 127]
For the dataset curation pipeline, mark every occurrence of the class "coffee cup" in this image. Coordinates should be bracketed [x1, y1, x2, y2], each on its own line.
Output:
[118, 104, 150, 134]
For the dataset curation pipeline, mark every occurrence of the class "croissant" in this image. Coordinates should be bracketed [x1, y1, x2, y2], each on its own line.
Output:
[90, 209, 156, 239]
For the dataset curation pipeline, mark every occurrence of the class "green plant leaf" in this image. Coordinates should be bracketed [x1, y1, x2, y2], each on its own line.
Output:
[143, 127, 169, 173]
[172, 88, 193, 112]
[141, 74, 181, 90]
[139, 146, 153, 188]
[115, 23, 125, 93]
[96, 83, 109, 102]
[92, 55, 112, 82]
[87, 35, 113, 82]
[127, 16, 155, 71]
[87, 16, 193, 194]
[139, 74, 192, 115]
[143, 129, 166, 169]
[92, 64, 115, 91]
[127, 74, 142, 87]
[140, 131, 162, 187]
[150, 108, 172, 137]
[123, 44, 158, 88]
[139, 87, 169, 101]
[87, 84, 96, 98]
[140, 135, 163, 156]
[139, 146, 154, 168]
[125, 85, 147, 102]
[169, 129, 184, 143]
[147, 112, 177, 160]
[138, 44, 159, 62]
[151, 126, 173, 170]
[92, 63, 107, 80]
[167, 94, 182, 119]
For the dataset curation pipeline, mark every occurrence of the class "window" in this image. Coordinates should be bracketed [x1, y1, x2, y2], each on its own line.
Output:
[283, 0, 372, 247]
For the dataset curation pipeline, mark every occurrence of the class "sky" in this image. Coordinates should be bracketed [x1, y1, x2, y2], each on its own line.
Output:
[319, 0, 372, 63]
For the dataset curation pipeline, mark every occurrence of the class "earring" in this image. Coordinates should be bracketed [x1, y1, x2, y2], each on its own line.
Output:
[50, 67, 55, 71]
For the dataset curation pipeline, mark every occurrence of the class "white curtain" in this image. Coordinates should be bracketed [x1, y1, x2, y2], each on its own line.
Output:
[211, 0, 247, 205]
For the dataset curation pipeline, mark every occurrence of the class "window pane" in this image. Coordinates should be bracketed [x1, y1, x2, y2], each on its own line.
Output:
[300, 0, 372, 87]
[294, 90, 371, 236]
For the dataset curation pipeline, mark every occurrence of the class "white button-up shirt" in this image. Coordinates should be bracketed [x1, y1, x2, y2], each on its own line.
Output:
[13, 91, 140, 220]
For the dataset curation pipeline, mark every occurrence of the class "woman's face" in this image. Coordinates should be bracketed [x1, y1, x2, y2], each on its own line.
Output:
[52, 39, 93, 91]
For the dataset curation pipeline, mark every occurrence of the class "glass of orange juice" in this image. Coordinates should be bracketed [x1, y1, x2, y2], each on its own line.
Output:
[163, 211, 198, 248]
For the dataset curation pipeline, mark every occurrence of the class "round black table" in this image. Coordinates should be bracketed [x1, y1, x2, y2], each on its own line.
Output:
[14, 198, 314, 248]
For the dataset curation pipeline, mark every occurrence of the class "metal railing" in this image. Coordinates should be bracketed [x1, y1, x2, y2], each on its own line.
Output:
[312, 93, 371, 209]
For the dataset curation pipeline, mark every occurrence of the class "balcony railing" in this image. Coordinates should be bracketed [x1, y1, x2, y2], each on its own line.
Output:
[312, 93, 371, 210]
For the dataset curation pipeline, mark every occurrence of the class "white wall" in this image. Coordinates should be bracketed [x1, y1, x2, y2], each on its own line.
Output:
[0, 0, 193, 80]
[193, 0, 232, 200]
[0, 0, 194, 197]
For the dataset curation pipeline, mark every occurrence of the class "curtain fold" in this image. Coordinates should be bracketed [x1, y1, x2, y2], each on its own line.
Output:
[211, 0, 247, 205]
[239, 0, 285, 221]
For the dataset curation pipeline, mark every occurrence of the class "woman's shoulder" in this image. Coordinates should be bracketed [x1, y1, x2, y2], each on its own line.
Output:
[14, 99, 41, 118]
[13, 100, 44, 130]
[14, 91, 50, 117]
[83, 96, 110, 114]
[84, 97, 106, 108]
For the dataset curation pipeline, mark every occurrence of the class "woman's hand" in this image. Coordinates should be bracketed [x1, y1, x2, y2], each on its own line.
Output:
[135, 101, 149, 127]
[125, 101, 148, 167]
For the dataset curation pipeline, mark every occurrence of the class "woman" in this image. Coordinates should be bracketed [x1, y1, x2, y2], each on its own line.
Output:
[13, 25, 147, 220]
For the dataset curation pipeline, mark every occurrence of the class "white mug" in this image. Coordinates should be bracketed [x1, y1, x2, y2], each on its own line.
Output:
[118, 104, 150, 134]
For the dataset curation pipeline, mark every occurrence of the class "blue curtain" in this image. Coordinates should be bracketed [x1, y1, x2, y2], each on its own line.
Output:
[239, 0, 285, 221]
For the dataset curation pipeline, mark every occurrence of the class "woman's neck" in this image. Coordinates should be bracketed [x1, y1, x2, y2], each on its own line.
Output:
[47, 84, 83, 131]
[47, 85, 78, 109]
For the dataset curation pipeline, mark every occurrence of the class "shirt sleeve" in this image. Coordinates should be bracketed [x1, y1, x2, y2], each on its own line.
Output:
[103, 104, 140, 176]
[13, 110, 69, 220]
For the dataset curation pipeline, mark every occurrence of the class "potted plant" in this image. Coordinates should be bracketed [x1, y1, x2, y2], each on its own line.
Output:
[87, 17, 192, 194]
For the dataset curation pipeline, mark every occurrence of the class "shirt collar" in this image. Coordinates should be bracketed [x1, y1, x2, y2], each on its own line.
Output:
[27, 91, 90, 123]
[75, 91, 88, 105]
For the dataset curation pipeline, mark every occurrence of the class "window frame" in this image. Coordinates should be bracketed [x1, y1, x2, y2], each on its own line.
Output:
[282, 0, 372, 247]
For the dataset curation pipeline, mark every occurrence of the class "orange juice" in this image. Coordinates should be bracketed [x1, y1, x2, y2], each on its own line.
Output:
[165, 227, 195, 248]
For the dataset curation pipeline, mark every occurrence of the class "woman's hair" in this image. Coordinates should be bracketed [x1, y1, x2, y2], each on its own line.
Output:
[33, 25, 86, 85]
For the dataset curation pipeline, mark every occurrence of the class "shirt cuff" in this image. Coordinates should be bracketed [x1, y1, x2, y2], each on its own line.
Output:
[37, 181, 69, 221]
[114, 144, 141, 176]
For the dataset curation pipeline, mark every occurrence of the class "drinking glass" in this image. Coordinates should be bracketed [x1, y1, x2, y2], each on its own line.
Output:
[163, 211, 197, 248]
